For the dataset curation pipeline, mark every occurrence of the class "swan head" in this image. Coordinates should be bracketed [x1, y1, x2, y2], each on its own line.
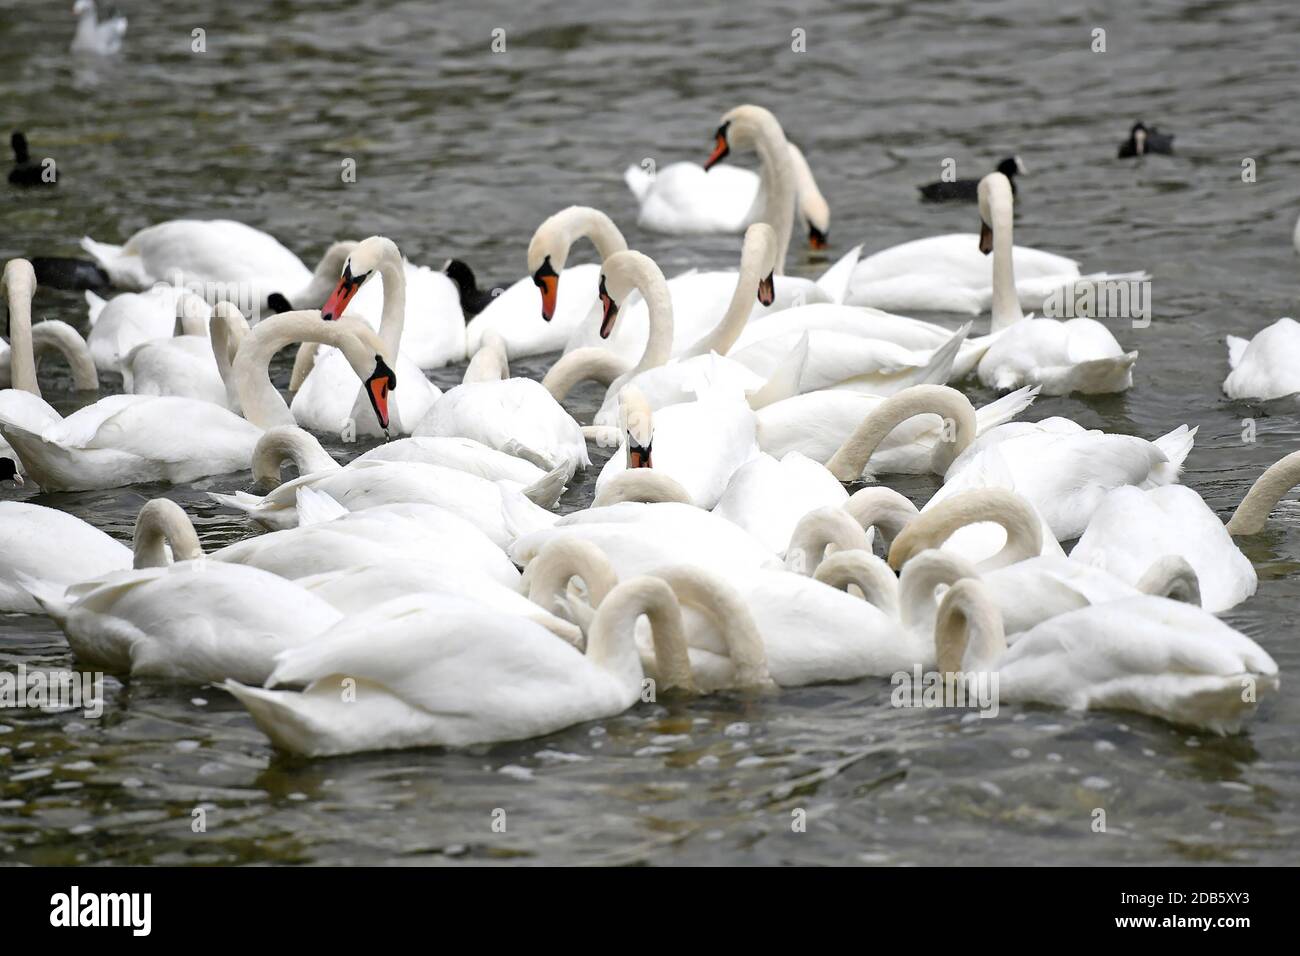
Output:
[73, 0, 94, 16]
[742, 223, 778, 305]
[363, 353, 397, 433]
[2, 257, 36, 300]
[321, 236, 398, 322]
[976, 172, 1013, 255]
[997, 156, 1027, 180]
[527, 206, 627, 322]
[619, 384, 653, 467]
[704, 105, 783, 171]
[787, 142, 830, 250]
[597, 250, 662, 340]
[0, 457, 22, 487]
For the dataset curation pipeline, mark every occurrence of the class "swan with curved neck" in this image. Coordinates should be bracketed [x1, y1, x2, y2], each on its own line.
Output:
[930, 576, 1276, 733]
[1226, 450, 1300, 535]
[704, 105, 796, 273]
[844, 487, 919, 543]
[132, 498, 204, 568]
[2, 258, 99, 393]
[682, 222, 778, 358]
[249, 425, 341, 488]
[233, 310, 394, 430]
[527, 206, 629, 321]
[543, 250, 674, 401]
[825, 384, 978, 481]
[889, 487, 1042, 571]
[463, 332, 510, 384]
[785, 506, 871, 575]
[224, 573, 709, 756]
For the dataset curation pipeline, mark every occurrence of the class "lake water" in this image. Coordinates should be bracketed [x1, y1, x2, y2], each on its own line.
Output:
[2, 0, 1299, 865]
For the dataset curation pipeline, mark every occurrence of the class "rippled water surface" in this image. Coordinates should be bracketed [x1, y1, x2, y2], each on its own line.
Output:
[2, 0, 1300, 865]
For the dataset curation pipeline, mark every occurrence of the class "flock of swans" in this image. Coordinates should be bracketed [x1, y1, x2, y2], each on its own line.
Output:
[2, 103, 1296, 759]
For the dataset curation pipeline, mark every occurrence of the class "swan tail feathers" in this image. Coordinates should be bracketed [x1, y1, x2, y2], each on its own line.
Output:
[814, 243, 863, 304]
[296, 487, 349, 526]
[206, 490, 267, 516]
[1050, 351, 1137, 395]
[1150, 424, 1197, 483]
[84, 290, 107, 326]
[79, 236, 122, 269]
[974, 384, 1040, 433]
[499, 438, 558, 473]
[222, 680, 347, 758]
[747, 331, 810, 410]
[500, 485, 560, 543]
[624, 164, 655, 203]
[10, 570, 73, 626]
[522, 461, 569, 509]
[1225, 335, 1249, 370]
[912, 321, 969, 388]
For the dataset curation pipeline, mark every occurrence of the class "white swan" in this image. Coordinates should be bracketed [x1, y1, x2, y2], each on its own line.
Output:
[1, 309, 393, 491]
[291, 236, 444, 436]
[932, 578, 1277, 734]
[1222, 318, 1300, 400]
[625, 139, 831, 249]
[595, 384, 758, 510]
[0, 261, 99, 469]
[121, 301, 249, 408]
[464, 206, 628, 359]
[414, 333, 589, 474]
[85, 285, 211, 373]
[927, 413, 1195, 544]
[0, 502, 131, 612]
[238, 423, 565, 504]
[1072, 485, 1256, 613]
[712, 452, 849, 555]
[762, 383, 1037, 479]
[224, 575, 700, 756]
[974, 173, 1138, 394]
[71, 0, 126, 55]
[883, 494, 1201, 634]
[21, 500, 342, 684]
[81, 220, 353, 311]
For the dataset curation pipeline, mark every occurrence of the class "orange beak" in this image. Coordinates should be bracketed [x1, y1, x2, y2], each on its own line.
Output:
[757, 270, 775, 306]
[365, 356, 396, 431]
[627, 440, 652, 469]
[703, 123, 731, 171]
[598, 275, 619, 339]
[532, 257, 559, 321]
[808, 225, 829, 251]
[322, 264, 365, 322]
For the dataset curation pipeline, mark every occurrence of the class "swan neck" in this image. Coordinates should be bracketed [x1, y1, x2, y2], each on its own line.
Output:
[753, 124, 794, 275]
[4, 263, 37, 395]
[844, 487, 919, 543]
[1227, 450, 1300, 535]
[990, 186, 1024, 331]
[813, 551, 901, 618]
[526, 538, 619, 626]
[827, 386, 976, 481]
[935, 580, 1006, 675]
[30, 321, 98, 390]
[634, 266, 674, 374]
[587, 577, 683, 692]
[376, 252, 407, 358]
[889, 489, 1042, 572]
[251, 426, 339, 488]
[651, 566, 770, 688]
[541, 346, 630, 402]
[133, 499, 204, 569]
[685, 229, 769, 357]
[592, 469, 693, 507]
[786, 507, 870, 574]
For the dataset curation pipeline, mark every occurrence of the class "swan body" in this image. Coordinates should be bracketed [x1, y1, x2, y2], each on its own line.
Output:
[712, 452, 848, 556]
[81, 220, 317, 304]
[595, 387, 758, 510]
[121, 336, 227, 405]
[757, 384, 1037, 477]
[85, 286, 211, 373]
[33, 561, 341, 684]
[413, 378, 589, 474]
[624, 140, 830, 247]
[1072, 485, 1256, 613]
[0, 502, 131, 612]
[1222, 318, 1300, 400]
[224, 577, 688, 756]
[937, 580, 1277, 734]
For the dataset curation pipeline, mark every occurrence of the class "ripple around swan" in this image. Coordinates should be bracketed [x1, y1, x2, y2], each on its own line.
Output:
[2, 0, 1300, 864]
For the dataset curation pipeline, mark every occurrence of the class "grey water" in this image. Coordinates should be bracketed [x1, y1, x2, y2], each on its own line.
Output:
[2, 0, 1299, 865]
